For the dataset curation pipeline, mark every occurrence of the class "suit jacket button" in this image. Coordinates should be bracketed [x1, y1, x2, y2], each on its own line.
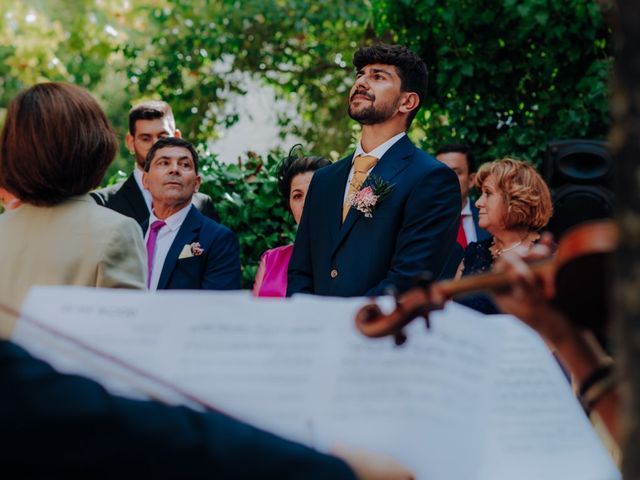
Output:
[330, 269, 338, 279]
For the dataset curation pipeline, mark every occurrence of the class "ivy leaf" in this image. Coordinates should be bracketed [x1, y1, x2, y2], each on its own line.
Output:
[460, 64, 474, 77]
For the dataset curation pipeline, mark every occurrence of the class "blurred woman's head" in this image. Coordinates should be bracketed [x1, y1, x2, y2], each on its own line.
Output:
[475, 158, 552, 234]
[0, 82, 117, 206]
[277, 149, 330, 225]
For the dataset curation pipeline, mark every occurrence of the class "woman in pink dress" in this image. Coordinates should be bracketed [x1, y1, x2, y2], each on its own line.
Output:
[253, 153, 330, 297]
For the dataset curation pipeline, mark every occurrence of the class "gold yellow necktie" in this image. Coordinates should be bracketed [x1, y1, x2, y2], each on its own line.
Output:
[342, 154, 378, 221]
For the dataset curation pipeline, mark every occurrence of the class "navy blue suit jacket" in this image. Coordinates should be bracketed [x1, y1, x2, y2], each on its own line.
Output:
[288, 135, 460, 297]
[0, 340, 355, 479]
[151, 206, 241, 290]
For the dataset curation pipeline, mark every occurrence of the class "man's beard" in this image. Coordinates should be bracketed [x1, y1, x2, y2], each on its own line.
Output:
[348, 95, 399, 125]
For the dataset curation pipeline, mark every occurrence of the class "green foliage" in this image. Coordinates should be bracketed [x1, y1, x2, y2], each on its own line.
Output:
[198, 150, 296, 287]
[123, 0, 371, 156]
[0, 0, 154, 175]
[371, 0, 612, 167]
[2, 0, 611, 172]
[1, 0, 614, 253]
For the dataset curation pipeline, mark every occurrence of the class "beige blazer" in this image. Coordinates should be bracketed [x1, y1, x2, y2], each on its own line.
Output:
[0, 195, 147, 337]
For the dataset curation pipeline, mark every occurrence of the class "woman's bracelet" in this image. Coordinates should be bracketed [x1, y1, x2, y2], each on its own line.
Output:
[578, 362, 616, 414]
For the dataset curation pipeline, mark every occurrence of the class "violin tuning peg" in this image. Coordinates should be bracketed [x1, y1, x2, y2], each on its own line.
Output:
[394, 330, 407, 346]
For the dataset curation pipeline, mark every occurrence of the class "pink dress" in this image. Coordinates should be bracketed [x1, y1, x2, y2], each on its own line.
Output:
[253, 244, 294, 298]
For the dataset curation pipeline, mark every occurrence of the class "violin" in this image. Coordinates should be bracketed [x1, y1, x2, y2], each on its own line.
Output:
[355, 220, 618, 345]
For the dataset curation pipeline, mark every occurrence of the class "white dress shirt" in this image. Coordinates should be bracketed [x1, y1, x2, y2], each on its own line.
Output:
[144, 203, 192, 291]
[343, 132, 406, 202]
[461, 198, 478, 244]
[133, 166, 153, 213]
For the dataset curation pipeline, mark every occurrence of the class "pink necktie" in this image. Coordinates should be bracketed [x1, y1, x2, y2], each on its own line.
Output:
[146, 220, 166, 287]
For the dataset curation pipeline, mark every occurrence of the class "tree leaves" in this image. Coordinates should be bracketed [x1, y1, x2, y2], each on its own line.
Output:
[372, 0, 611, 167]
[198, 149, 297, 287]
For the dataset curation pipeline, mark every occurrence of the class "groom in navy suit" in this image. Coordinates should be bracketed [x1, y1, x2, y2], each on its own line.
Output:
[143, 137, 241, 291]
[288, 44, 460, 297]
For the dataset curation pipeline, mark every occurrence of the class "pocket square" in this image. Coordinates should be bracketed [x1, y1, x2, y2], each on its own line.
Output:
[178, 244, 193, 259]
[178, 242, 204, 259]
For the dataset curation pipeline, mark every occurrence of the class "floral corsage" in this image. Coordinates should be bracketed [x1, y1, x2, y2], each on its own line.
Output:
[348, 175, 394, 218]
[190, 242, 204, 256]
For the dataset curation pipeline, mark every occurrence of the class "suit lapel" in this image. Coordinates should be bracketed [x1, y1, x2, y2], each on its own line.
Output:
[367, 135, 414, 185]
[332, 136, 414, 255]
[157, 206, 201, 289]
[119, 174, 150, 224]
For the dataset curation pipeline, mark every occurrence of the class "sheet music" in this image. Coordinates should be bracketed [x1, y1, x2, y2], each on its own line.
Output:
[478, 315, 618, 480]
[313, 304, 495, 479]
[13, 287, 620, 480]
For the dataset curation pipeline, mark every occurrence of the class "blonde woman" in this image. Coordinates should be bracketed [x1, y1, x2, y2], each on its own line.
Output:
[456, 158, 553, 313]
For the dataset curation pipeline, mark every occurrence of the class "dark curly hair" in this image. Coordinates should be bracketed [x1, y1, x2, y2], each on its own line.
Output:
[353, 43, 428, 127]
[277, 145, 330, 211]
[435, 143, 477, 173]
[128, 100, 175, 136]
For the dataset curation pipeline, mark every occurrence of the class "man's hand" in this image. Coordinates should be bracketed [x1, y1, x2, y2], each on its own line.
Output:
[333, 445, 415, 480]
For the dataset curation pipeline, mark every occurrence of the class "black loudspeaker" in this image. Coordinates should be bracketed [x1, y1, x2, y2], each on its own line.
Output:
[543, 140, 615, 239]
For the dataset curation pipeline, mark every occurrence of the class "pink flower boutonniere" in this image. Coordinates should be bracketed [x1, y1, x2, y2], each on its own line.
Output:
[190, 242, 204, 256]
[348, 175, 394, 218]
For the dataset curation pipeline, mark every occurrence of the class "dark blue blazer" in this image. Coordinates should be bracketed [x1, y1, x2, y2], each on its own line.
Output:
[0, 340, 355, 479]
[288, 135, 460, 297]
[151, 205, 241, 290]
[439, 201, 491, 280]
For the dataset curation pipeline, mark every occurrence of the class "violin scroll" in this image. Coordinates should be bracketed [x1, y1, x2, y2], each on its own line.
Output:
[355, 280, 436, 345]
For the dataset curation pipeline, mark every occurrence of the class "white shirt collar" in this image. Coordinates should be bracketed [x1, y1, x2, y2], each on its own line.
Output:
[133, 166, 145, 191]
[353, 131, 406, 162]
[133, 166, 153, 212]
[149, 203, 192, 233]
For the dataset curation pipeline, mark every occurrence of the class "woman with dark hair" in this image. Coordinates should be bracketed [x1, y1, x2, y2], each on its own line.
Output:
[455, 157, 553, 314]
[0, 83, 146, 337]
[253, 150, 330, 297]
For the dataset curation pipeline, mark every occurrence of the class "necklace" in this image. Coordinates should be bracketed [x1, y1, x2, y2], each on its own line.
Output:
[492, 240, 522, 257]
[491, 232, 539, 258]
